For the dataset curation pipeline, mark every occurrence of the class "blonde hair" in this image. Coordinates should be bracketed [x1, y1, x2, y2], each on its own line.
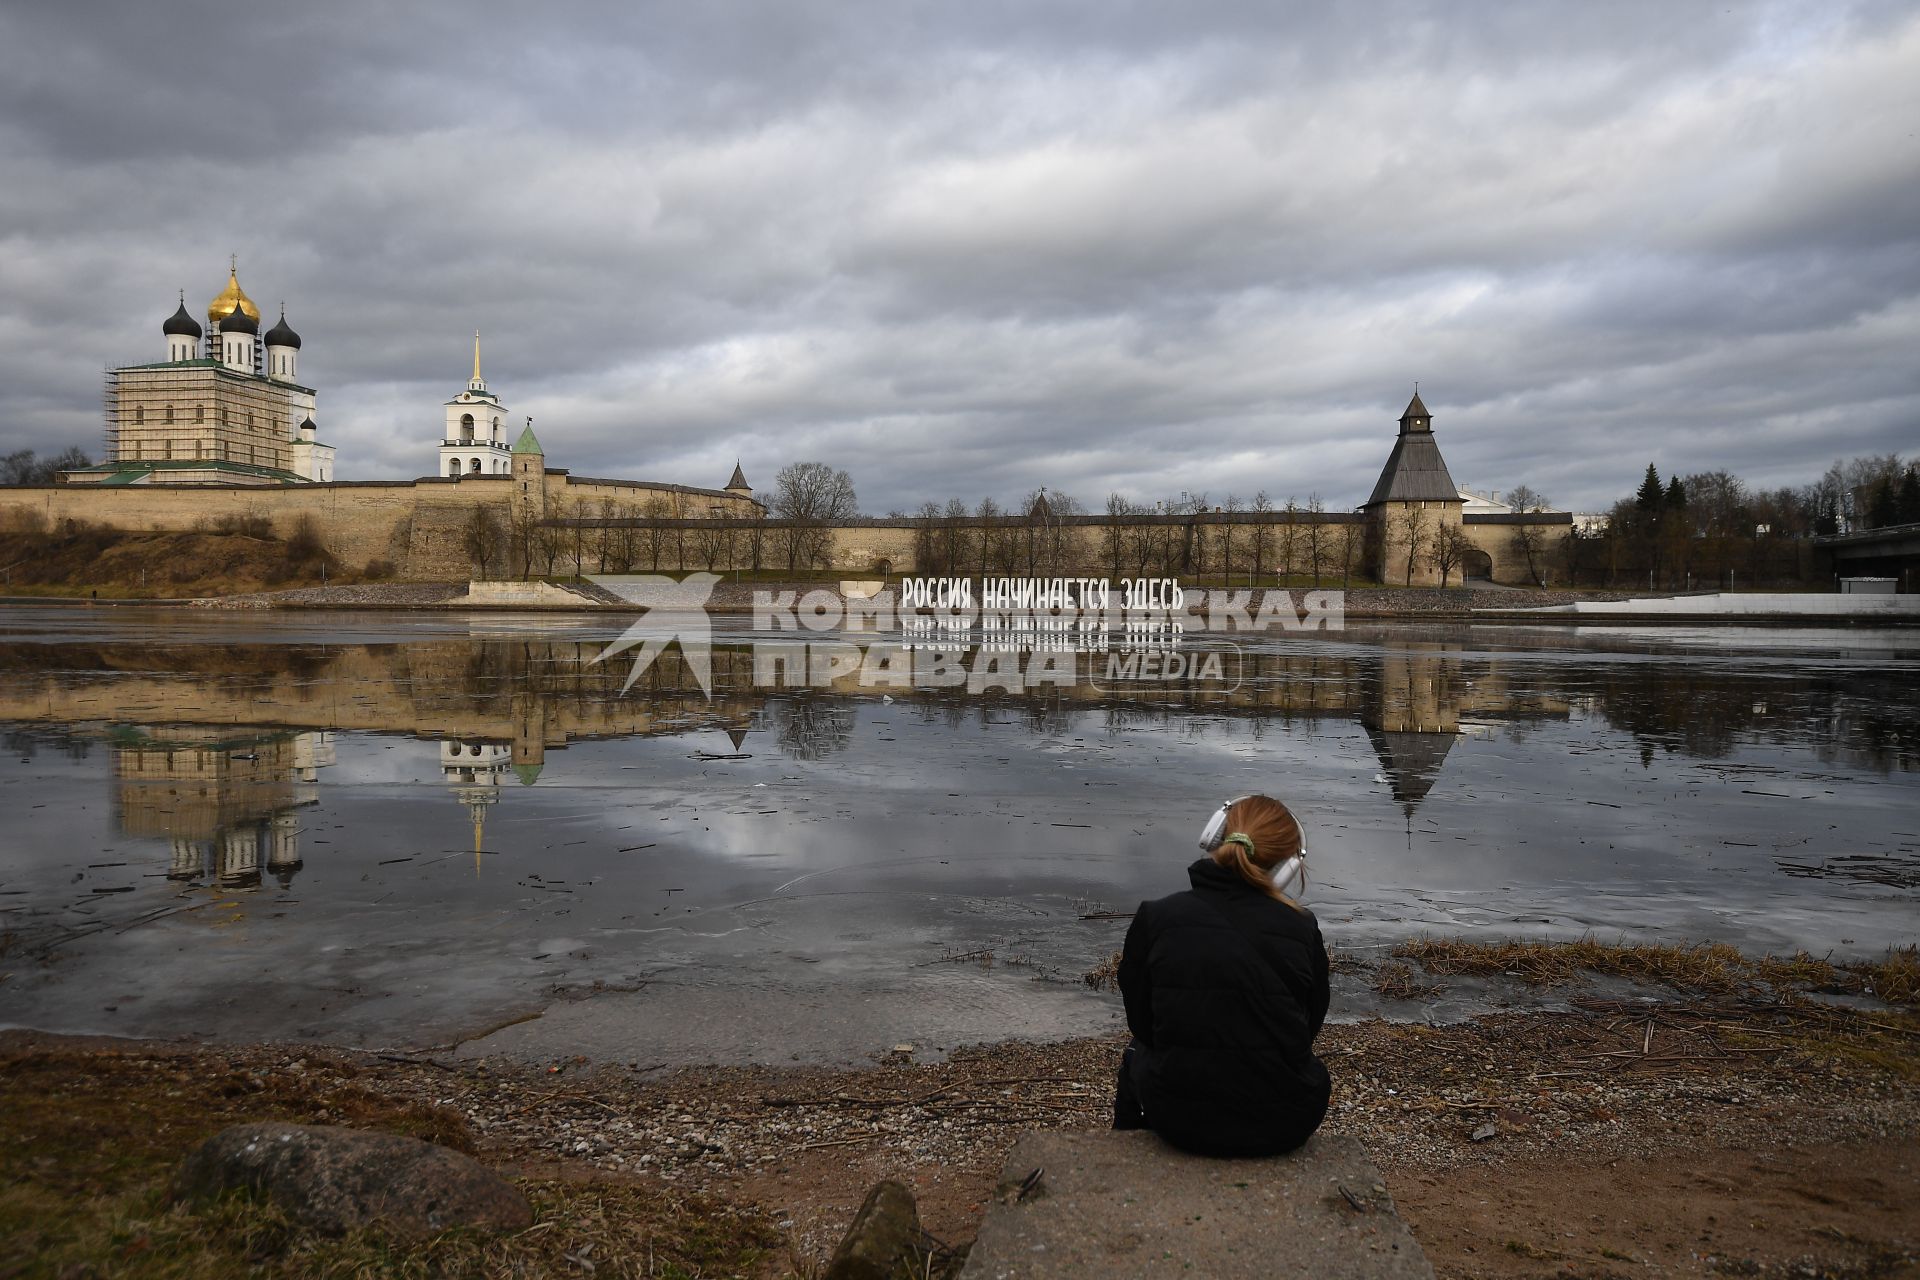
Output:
[1209, 795, 1305, 906]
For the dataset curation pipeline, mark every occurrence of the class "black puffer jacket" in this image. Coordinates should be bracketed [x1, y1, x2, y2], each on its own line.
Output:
[1117, 858, 1331, 1156]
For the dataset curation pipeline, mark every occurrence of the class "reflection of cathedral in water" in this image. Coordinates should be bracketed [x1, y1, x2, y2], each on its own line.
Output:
[112, 728, 335, 889]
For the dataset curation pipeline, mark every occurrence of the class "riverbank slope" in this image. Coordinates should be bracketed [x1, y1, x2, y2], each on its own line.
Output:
[6, 993, 1915, 1278]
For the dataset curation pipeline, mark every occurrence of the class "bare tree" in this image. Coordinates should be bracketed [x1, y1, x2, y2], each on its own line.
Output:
[461, 505, 504, 578]
[1, 447, 91, 485]
[1432, 522, 1472, 587]
[1336, 517, 1363, 589]
[913, 500, 944, 574]
[506, 502, 540, 577]
[942, 497, 971, 573]
[1506, 484, 1548, 514]
[1103, 493, 1137, 576]
[770, 462, 858, 571]
[1391, 506, 1433, 586]
[1214, 495, 1239, 586]
[1248, 491, 1273, 583]
[532, 520, 566, 578]
[566, 499, 590, 577]
[1277, 497, 1301, 581]
[1305, 494, 1327, 587]
[746, 505, 768, 572]
[974, 497, 1003, 576]
[1510, 521, 1548, 585]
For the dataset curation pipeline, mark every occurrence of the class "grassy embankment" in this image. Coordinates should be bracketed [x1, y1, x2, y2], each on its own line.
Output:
[0, 1041, 779, 1279]
[0, 516, 389, 600]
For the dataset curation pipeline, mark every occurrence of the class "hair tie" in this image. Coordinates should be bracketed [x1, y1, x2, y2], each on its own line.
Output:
[1222, 832, 1256, 854]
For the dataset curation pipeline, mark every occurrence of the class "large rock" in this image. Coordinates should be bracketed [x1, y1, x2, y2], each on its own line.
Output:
[825, 1179, 923, 1280]
[960, 1130, 1432, 1279]
[172, 1122, 532, 1240]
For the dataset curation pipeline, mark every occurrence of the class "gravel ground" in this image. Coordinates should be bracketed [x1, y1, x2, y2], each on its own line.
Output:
[24, 995, 1903, 1266]
[191, 582, 468, 609]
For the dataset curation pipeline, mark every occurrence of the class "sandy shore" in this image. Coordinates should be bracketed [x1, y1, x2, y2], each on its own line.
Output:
[6, 993, 1916, 1277]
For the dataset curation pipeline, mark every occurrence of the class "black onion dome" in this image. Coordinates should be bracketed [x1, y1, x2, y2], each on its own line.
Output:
[264, 310, 301, 349]
[217, 300, 258, 335]
[163, 298, 203, 339]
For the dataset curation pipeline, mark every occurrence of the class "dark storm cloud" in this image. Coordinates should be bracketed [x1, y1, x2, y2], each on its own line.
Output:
[0, 0, 1915, 511]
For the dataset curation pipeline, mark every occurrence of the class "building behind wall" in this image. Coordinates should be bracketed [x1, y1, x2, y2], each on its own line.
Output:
[64, 264, 335, 486]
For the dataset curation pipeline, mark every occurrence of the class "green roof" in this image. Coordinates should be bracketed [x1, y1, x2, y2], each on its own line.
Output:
[70, 459, 310, 486]
[511, 424, 544, 456]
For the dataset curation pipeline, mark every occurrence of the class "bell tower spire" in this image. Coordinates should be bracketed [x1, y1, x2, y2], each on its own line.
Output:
[441, 331, 511, 479]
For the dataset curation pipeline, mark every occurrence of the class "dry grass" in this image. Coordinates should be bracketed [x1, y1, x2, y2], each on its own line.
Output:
[1082, 950, 1122, 991]
[0, 1042, 779, 1279]
[1371, 961, 1447, 1001]
[5, 1179, 778, 1280]
[1848, 945, 1919, 1005]
[1390, 937, 1920, 1006]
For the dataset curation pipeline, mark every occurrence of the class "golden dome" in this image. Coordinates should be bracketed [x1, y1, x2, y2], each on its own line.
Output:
[206, 266, 260, 325]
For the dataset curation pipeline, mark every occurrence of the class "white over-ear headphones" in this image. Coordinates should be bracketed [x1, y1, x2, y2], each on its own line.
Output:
[1198, 795, 1308, 899]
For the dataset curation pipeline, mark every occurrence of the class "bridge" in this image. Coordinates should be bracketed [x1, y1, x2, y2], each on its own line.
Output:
[1813, 522, 1920, 589]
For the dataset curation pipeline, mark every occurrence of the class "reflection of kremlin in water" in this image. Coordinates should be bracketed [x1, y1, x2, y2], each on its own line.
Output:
[113, 728, 335, 888]
[5, 628, 1912, 878]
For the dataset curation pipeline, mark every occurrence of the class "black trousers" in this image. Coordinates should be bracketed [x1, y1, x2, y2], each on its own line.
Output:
[1112, 1042, 1146, 1130]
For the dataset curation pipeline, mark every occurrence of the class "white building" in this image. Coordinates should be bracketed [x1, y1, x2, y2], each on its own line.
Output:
[439, 334, 513, 479]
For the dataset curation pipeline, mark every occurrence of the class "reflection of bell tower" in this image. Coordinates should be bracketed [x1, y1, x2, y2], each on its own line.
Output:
[441, 739, 512, 873]
[1361, 647, 1462, 821]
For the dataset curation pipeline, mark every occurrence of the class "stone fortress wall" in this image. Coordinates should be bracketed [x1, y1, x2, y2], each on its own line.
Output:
[0, 481, 1569, 585]
[0, 470, 762, 581]
[811, 513, 1564, 584]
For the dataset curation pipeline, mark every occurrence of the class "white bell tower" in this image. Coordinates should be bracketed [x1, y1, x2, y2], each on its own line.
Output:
[438, 332, 513, 479]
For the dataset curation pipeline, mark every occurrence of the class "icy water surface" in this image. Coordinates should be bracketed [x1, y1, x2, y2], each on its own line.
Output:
[0, 606, 1915, 1064]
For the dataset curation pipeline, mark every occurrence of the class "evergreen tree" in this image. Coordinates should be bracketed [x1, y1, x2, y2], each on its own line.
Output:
[1665, 476, 1687, 509]
[1815, 495, 1840, 537]
[1866, 475, 1897, 530]
[1898, 466, 1920, 526]
[1634, 464, 1664, 512]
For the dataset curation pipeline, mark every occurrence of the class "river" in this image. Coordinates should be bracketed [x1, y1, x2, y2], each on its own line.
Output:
[0, 605, 1914, 1064]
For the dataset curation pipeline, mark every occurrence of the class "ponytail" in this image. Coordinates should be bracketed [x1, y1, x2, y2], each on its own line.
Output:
[1207, 796, 1305, 906]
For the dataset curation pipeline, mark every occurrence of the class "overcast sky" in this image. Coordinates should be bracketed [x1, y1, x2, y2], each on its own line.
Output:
[1, 1, 1914, 512]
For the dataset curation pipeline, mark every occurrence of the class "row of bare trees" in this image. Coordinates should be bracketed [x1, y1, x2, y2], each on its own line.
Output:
[463, 461, 860, 578]
[907, 489, 1370, 585]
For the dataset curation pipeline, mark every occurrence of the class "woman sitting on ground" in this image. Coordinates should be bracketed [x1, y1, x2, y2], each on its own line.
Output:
[1114, 793, 1331, 1156]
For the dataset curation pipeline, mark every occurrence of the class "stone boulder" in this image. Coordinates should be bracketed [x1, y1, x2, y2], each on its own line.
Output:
[825, 1179, 923, 1280]
[172, 1122, 532, 1240]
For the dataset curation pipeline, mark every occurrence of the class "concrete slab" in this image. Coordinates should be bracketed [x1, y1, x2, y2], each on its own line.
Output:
[1480, 592, 1920, 617]
[459, 581, 602, 607]
[959, 1130, 1432, 1279]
